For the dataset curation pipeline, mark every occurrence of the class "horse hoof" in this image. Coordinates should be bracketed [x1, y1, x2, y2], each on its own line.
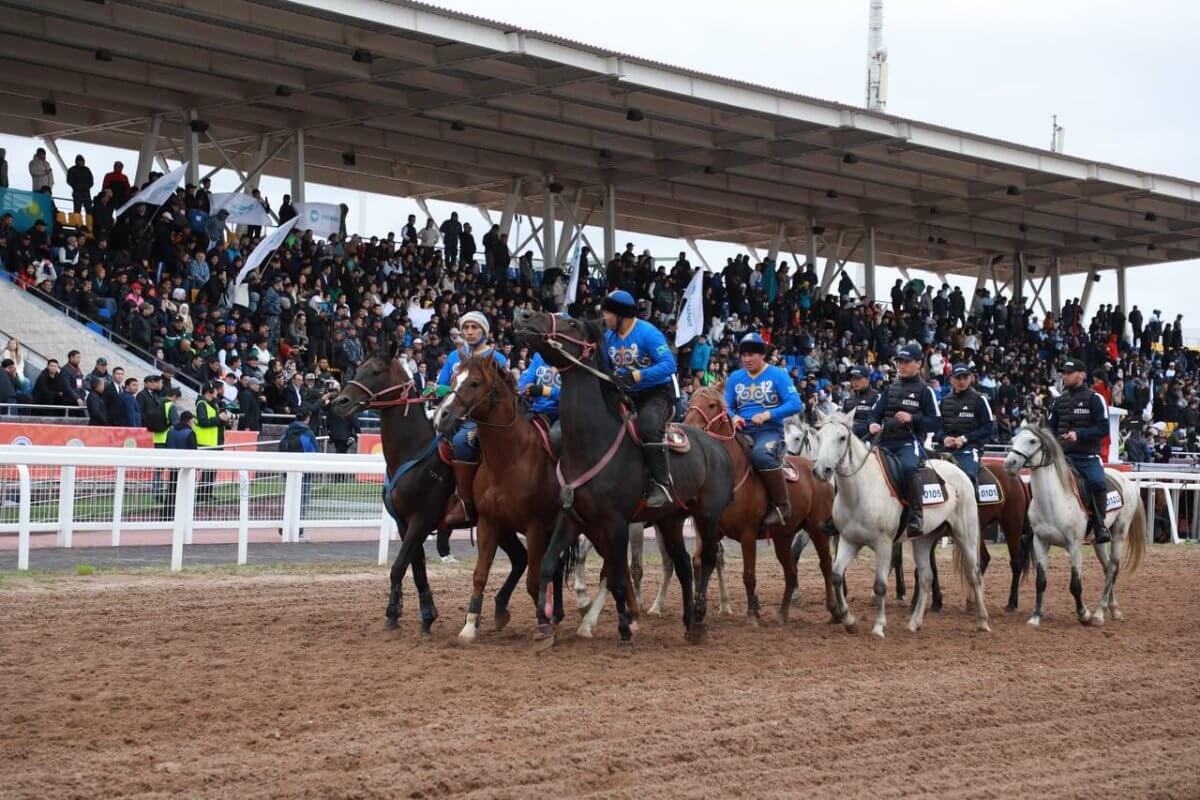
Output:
[906, 620, 920, 633]
[1077, 611, 1093, 626]
[747, 614, 761, 628]
[1088, 613, 1104, 628]
[931, 601, 943, 613]
[628, 620, 639, 635]
[1004, 604, 1018, 614]
[617, 638, 636, 651]
[1027, 615, 1041, 628]
[458, 625, 477, 643]
[531, 625, 557, 653]
[647, 604, 663, 617]
[976, 621, 992, 633]
[1111, 609, 1124, 621]
[385, 616, 400, 630]
[871, 626, 886, 639]
[775, 610, 789, 626]
[686, 621, 708, 644]
[843, 620, 858, 634]
[790, 591, 802, 604]
[575, 595, 591, 612]
[494, 609, 511, 631]
[576, 623, 593, 639]
[720, 604, 734, 616]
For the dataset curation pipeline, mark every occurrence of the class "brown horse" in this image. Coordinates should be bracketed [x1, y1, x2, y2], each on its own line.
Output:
[432, 354, 635, 641]
[893, 458, 1032, 612]
[684, 386, 839, 623]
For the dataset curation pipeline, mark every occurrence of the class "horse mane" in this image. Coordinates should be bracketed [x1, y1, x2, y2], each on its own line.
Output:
[1024, 423, 1074, 488]
[692, 384, 726, 411]
[581, 317, 630, 419]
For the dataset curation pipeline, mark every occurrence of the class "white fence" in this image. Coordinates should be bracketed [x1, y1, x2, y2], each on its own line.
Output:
[0, 446, 392, 572]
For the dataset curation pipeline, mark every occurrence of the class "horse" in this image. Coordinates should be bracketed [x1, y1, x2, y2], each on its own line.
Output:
[677, 386, 838, 624]
[514, 309, 734, 647]
[890, 458, 1033, 613]
[431, 354, 571, 641]
[811, 411, 989, 637]
[1003, 424, 1146, 627]
[330, 339, 502, 635]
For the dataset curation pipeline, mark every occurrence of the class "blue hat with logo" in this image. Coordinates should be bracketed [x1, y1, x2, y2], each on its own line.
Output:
[848, 365, 869, 379]
[602, 289, 637, 318]
[737, 332, 767, 354]
[951, 362, 973, 377]
[896, 343, 922, 362]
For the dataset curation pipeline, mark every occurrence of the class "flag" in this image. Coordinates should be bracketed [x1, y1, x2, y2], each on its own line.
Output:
[235, 217, 298, 285]
[115, 162, 188, 218]
[675, 269, 705, 348]
[292, 202, 341, 238]
[211, 192, 273, 226]
[565, 241, 582, 306]
[0, 188, 55, 234]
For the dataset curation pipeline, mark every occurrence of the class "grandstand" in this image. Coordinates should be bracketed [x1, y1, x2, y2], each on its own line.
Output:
[1, 0, 1199, 314]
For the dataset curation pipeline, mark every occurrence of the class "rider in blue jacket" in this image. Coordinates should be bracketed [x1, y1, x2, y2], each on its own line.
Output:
[726, 332, 803, 526]
[602, 289, 678, 507]
[517, 351, 561, 422]
[428, 310, 508, 524]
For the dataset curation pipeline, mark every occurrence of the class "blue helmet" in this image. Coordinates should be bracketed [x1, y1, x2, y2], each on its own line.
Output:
[737, 332, 767, 354]
[896, 343, 923, 362]
[602, 289, 637, 318]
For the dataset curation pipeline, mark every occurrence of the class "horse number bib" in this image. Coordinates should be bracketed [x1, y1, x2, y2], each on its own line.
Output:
[922, 484, 946, 505]
[977, 484, 999, 503]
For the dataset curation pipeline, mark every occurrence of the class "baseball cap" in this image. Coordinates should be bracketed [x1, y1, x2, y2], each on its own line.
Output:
[1061, 358, 1086, 373]
[895, 344, 922, 362]
[951, 363, 973, 377]
[304, 373, 316, 380]
[848, 365, 869, 379]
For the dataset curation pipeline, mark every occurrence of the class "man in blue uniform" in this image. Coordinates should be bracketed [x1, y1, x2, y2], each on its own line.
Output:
[867, 343, 942, 537]
[938, 363, 995, 488]
[726, 333, 804, 526]
[1048, 358, 1111, 544]
[427, 310, 508, 524]
[841, 365, 878, 440]
[517, 351, 561, 423]
[602, 289, 678, 507]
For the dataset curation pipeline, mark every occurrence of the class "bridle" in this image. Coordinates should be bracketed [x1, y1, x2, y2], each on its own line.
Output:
[344, 371, 426, 416]
[685, 393, 738, 441]
[787, 422, 815, 457]
[823, 418, 876, 478]
[454, 371, 520, 429]
[1007, 433, 1052, 470]
[533, 314, 621, 388]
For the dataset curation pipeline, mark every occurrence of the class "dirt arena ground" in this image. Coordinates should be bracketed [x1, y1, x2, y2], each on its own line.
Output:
[2, 544, 1198, 799]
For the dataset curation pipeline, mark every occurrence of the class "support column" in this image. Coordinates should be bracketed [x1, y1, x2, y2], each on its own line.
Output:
[1050, 257, 1062, 317]
[290, 128, 306, 203]
[974, 255, 994, 299]
[863, 227, 877, 302]
[542, 176, 556, 270]
[245, 136, 269, 194]
[818, 231, 846, 294]
[1012, 251, 1025, 305]
[1116, 265, 1128, 311]
[806, 217, 818, 270]
[135, 116, 162, 187]
[766, 221, 785, 264]
[554, 189, 583, 267]
[1078, 265, 1097, 318]
[498, 178, 521, 238]
[182, 110, 200, 187]
[604, 183, 617, 265]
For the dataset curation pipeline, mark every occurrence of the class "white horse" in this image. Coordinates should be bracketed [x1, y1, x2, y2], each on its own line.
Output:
[1002, 425, 1146, 627]
[811, 411, 989, 637]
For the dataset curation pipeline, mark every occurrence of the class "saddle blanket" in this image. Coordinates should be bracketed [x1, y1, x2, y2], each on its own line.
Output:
[922, 482, 946, 505]
[1071, 472, 1125, 515]
[976, 467, 1005, 506]
[1105, 488, 1124, 512]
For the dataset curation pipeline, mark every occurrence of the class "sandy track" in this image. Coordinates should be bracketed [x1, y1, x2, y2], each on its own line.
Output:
[2, 546, 1198, 799]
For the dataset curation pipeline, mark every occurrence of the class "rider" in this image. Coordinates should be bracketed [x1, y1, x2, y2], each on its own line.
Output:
[726, 332, 803, 527]
[842, 365, 878, 439]
[867, 343, 942, 537]
[1048, 357, 1111, 545]
[517, 351, 561, 423]
[429, 310, 508, 524]
[602, 289, 678, 507]
[938, 363, 995, 489]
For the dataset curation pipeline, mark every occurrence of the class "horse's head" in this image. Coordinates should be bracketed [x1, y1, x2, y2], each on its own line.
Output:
[683, 384, 731, 435]
[432, 355, 514, 434]
[331, 338, 411, 417]
[784, 416, 815, 458]
[513, 309, 602, 371]
[811, 411, 858, 482]
[1004, 423, 1050, 475]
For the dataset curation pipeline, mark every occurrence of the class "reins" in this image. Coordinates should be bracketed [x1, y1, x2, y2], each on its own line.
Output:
[345, 377, 428, 416]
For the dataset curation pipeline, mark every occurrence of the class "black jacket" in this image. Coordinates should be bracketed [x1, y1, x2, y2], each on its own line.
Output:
[236, 386, 263, 431]
[86, 390, 110, 426]
[137, 389, 167, 433]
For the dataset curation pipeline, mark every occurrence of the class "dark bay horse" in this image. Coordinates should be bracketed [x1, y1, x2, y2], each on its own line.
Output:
[683, 386, 838, 624]
[432, 354, 620, 641]
[331, 340, 522, 635]
[892, 459, 1032, 612]
[514, 310, 734, 647]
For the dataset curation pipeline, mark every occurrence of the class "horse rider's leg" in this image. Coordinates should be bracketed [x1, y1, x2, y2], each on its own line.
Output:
[790, 530, 810, 604]
[604, 518, 636, 644]
[573, 537, 592, 610]
[908, 535, 934, 633]
[409, 538, 438, 636]
[636, 389, 674, 507]
[494, 528, 528, 632]
[460, 518, 501, 643]
[629, 523, 645, 609]
[871, 534, 894, 638]
[1028, 534, 1049, 628]
[689, 515, 722, 643]
[772, 531, 799, 625]
[716, 541, 733, 615]
[831, 534, 861, 632]
[892, 542, 907, 604]
[740, 532, 761, 625]
[655, 519, 695, 639]
[1067, 538, 1095, 626]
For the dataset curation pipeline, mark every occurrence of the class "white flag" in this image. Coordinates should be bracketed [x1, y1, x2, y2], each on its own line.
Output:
[675, 269, 705, 348]
[211, 192, 273, 226]
[407, 304, 435, 332]
[236, 217, 298, 285]
[292, 202, 341, 238]
[115, 162, 188, 217]
[565, 245, 582, 306]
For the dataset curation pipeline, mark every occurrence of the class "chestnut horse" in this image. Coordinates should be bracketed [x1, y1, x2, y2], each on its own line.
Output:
[682, 386, 838, 623]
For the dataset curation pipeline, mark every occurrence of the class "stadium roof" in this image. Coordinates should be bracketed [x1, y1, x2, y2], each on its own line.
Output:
[3, 0, 1200, 281]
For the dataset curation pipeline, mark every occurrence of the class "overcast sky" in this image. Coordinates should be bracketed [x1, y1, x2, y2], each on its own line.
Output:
[2, 0, 1196, 329]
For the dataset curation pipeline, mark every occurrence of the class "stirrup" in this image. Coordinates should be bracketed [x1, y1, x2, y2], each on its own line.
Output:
[645, 482, 671, 508]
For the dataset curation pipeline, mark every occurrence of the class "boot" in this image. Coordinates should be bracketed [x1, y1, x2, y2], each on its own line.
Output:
[1089, 485, 1111, 545]
[644, 445, 672, 508]
[759, 469, 791, 528]
[450, 461, 480, 526]
[906, 472, 925, 537]
[819, 517, 839, 537]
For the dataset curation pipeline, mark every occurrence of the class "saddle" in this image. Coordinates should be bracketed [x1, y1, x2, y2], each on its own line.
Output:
[529, 415, 560, 460]
[735, 434, 800, 481]
[436, 439, 453, 465]
[877, 449, 948, 507]
[1068, 468, 1125, 517]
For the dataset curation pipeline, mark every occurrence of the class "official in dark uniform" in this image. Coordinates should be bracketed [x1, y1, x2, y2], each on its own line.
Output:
[841, 365, 878, 440]
[867, 343, 942, 536]
[1048, 358, 1112, 544]
[938, 363, 995, 487]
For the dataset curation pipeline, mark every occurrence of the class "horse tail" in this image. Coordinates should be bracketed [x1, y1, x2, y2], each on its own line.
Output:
[564, 533, 581, 584]
[1018, 514, 1035, 583]
[1123, 494, 1147, 575]
[950, 476, 976, 593]
[951, 539, 969, 594]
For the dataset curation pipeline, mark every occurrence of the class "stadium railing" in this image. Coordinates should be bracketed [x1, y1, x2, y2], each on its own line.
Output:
[0, 445, 394, 572]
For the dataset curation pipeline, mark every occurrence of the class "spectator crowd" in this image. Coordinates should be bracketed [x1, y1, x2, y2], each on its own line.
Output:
[1, 146, 1199, 463]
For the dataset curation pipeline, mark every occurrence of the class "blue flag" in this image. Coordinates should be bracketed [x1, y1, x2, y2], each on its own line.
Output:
[0, 188, 54, 234]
